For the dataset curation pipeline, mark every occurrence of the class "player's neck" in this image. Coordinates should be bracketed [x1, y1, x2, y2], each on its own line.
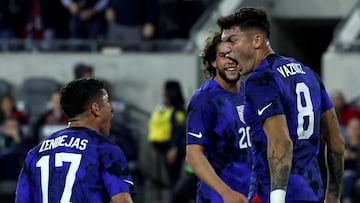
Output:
[256, 44, 275, 67]
[225, 85, 239, 93]
[68, 115, 99, 132]
[216, 78, 240, 93]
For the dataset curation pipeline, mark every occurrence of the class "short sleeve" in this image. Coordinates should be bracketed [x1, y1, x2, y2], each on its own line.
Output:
[319, 81, 333, 114]
[101, 145, 136, 197]
[186, 94, 216, 146]
[245, 71, 284, 124]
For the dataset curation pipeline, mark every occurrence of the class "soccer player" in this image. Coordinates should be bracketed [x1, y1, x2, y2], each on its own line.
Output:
[218, 7, 344, 203]
[15, 78, 135, 203]
[186, 31, 251, 203]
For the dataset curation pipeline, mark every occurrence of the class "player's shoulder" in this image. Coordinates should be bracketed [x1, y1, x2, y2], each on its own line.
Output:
[197, 79, 219, 94]
[29, 128, 67, 153]
[78, 128, 124, 157]
[189, 79, 219, 103]
[270, 54, 316, 75]
[247, 63, 276, 85]
[264, 54, 298, 70]
[62, 127, 118, 148]
[251, 54, 317, 80]
[24, 144, 40, 161]
[82, 128, 118, 147]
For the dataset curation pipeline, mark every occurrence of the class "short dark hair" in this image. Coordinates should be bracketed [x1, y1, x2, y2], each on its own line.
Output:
[60, 78, 104, 119]
[217, 7, 270, 38]
[200, 31, 222, 79]
[74, 63, 94, 79]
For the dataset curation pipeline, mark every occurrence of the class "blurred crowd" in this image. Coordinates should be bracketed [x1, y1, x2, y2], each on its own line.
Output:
[330, 91, 360, 203]
[0, 63, 143, 202]
[0, 90, 67, 198]
[0, 0, 214, 51]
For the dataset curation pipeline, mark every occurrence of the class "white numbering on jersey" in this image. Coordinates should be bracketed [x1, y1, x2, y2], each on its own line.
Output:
[36, 152, 82, 203]
[239, 126, 251, 149]
[295, 82, 314, 139]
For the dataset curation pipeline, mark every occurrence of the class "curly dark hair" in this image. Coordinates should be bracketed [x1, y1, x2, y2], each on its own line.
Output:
[60, 78, 104, 119]
[216, 7, 270, 38]
[200, 31, 222, 79]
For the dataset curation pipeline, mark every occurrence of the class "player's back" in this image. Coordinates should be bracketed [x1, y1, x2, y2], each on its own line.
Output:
[16, 127, 134, 203]
[272, 55, 325, 164]
[245, 54, 332, 202]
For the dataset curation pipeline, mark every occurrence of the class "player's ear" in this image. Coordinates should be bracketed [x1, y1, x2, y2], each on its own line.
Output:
[211, 59, 217, 69]
[91, 102, 101, 116]
[253, 33, 265, 49]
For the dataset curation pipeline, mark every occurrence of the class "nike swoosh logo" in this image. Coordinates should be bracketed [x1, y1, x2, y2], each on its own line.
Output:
[257, 103, 272, 116]
[188, 132, 203, 138]
[123, 179, 134, 185]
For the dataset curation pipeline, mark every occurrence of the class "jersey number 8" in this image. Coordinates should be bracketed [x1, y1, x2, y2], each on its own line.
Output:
[295, 82, 314, 140]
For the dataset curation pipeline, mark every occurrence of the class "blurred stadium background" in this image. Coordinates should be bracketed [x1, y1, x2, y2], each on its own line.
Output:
[0, 0, 360, 202]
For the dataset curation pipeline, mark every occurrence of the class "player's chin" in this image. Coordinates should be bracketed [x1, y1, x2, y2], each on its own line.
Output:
[226, 72, 241, 80]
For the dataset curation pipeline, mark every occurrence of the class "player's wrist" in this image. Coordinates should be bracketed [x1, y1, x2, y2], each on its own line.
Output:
[270, 189, 286, 203]
[218, 184, 232, 196]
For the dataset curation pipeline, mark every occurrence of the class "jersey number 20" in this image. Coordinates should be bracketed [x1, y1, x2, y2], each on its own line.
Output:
[36, 152, 82, 203]
[239, 126, 251, 149]
[296, 82, 314, 139]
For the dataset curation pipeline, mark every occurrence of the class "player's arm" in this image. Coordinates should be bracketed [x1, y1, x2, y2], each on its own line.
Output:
[263, 114, 293, 202]
[320, 108, 344, 203]
[111, 192, 133, 203]
[186, 144, 246, 203]
[101, 145, 136, 203]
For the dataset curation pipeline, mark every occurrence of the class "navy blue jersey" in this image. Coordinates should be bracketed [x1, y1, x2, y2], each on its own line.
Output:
[16, 127, 135, 203]
[244, 54, 333, 202]
[187, 79, 252, 203]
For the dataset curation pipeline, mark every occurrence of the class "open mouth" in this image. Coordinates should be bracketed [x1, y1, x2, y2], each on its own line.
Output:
[226, 67, 237, 72]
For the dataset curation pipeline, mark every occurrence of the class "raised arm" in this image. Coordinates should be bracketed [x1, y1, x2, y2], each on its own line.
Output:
[320, 108, 344, 203]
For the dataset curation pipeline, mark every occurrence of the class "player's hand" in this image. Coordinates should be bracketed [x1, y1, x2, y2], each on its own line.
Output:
[221, 189, 247, 203]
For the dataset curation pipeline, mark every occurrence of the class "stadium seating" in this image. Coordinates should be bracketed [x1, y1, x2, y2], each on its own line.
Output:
[20, 77, 61, 122]
[0, 79, 12, 98]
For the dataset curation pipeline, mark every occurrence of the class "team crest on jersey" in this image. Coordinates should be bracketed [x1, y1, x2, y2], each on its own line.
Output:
[236, 105, 245, 124]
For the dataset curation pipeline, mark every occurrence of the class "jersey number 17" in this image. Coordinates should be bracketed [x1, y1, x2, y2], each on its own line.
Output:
[36, 152, 82, 203]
